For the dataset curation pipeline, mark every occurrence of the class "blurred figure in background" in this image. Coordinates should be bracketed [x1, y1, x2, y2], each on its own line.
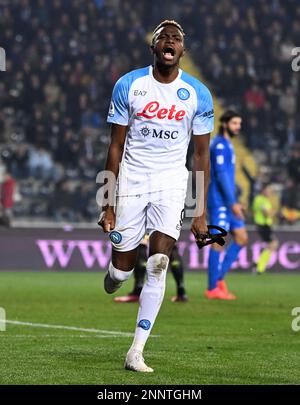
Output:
[280, 178, 300, 225]
[206, 110, 248, 300]
[252, 183, 278, 274]
[0, 169, 17, 227]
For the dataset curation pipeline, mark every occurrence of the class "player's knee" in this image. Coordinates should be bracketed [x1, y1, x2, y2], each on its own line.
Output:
[108, 262, 134, 282]
[147, 253, 169, 281]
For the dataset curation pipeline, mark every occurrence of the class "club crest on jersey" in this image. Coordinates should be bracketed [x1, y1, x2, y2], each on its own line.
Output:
[177, 88, 190, 100]
[109, 231, 122, 244]
[108, 101, 115, 117]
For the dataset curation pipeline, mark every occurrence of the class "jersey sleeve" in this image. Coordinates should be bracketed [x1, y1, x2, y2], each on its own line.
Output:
[211, 143, 236, 206]
[107, 76, 129, 126]
[192, 85, 214, 135]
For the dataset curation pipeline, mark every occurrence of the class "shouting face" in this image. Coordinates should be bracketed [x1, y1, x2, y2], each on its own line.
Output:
[151, 25, 185, 67]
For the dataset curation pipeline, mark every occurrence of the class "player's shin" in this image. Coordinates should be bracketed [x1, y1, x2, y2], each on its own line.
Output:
[218, 241, 242, 280]
[208, 247, 220, 290]
[129, 253, 169, 353]
[257, 248, 272, 273]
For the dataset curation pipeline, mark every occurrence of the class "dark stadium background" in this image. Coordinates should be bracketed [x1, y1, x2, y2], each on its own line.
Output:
[0, 0, 300, 389]
[0, 0, 299, 272]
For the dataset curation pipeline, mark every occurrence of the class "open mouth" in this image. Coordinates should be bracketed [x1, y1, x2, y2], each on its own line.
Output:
[163, 47, 175, 61]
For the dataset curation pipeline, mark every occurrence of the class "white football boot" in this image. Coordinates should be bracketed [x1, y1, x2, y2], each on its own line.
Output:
[124, 350, 154, 373]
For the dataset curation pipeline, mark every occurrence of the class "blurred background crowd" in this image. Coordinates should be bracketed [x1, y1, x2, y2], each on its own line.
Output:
[0, 0, 299, 224]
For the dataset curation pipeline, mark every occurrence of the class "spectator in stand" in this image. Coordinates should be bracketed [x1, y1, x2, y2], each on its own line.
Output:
[28, 146, 57, 182]
[0, 0, 299, 221]
[0, 169, 17, 227]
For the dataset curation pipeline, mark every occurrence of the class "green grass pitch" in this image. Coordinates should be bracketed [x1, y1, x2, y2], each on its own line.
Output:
[0, 271, 299, 385]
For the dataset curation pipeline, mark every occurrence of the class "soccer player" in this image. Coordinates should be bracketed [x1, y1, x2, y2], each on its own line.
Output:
[98, 20, 214, 372]
[252, 183, 278, 274]
[114, 240, 188, 303]
[206, 111, 248, 300]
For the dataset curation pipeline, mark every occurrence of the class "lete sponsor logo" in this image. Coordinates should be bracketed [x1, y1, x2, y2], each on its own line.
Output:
[136, 101, 186, 121]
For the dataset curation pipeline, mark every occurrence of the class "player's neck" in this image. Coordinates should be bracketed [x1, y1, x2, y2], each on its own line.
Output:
[223, 131, 231, 141]
[152, 63, 180, 83]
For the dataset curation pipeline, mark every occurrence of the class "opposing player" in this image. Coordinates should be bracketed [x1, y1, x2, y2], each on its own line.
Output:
[252, 183, 278, 274]
[206, 111, 248, 300]
[99, 20, 214, 372]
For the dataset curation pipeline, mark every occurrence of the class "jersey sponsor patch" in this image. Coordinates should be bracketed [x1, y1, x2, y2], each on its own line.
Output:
[140, 126, 151, 137]
[203, 109, 214, 118]
[108, 101, 115, 117]
[136, 101, 186, 121]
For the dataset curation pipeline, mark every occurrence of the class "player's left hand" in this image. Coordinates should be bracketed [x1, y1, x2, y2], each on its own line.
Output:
[191, 216, 208, 243]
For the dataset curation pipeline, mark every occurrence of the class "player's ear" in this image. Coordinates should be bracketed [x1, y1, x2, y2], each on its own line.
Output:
[150, 44, 155, 55]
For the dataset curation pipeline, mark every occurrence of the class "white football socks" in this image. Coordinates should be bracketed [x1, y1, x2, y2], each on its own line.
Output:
[129, 253, 169, 353]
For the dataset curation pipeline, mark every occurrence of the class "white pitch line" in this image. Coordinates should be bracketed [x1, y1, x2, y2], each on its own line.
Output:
[3, 320, 134, 337]
[0, 334, 129, 339]
[2, 320, 159, 338]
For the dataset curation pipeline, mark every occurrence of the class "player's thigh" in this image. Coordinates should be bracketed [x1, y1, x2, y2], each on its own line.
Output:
[112, 248, 139, 271]
[149, 231, 176, 257]
[110, 194, 147, 254]
[257, 225, 277, 248]
[147, 189, 185, 256]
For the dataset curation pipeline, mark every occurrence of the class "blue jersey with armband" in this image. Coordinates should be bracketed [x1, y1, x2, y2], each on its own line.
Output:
[208, 134, 244, 231]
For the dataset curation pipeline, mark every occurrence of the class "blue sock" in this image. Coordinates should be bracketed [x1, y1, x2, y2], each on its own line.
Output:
[218, 242, 242, 281]
[208, 248, 220, 290]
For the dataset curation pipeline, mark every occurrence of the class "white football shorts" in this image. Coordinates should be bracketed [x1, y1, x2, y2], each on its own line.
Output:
[108, 188, 186, 252]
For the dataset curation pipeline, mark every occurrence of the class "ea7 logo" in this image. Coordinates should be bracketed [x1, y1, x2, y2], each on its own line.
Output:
[0, 47, 6, 71]
[291, 307, 300, 332]
[134, 90, 147, 96]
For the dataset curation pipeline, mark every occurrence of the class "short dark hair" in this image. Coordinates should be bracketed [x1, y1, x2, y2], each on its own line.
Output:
[152, 20, 185, 44]
[261, 182, 272, 192]
[219, 110, 242, 134]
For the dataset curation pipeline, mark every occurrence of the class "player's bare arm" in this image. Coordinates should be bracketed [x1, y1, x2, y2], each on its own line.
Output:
[191, 133, 210, 238]
[100, 124, 127, 233]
